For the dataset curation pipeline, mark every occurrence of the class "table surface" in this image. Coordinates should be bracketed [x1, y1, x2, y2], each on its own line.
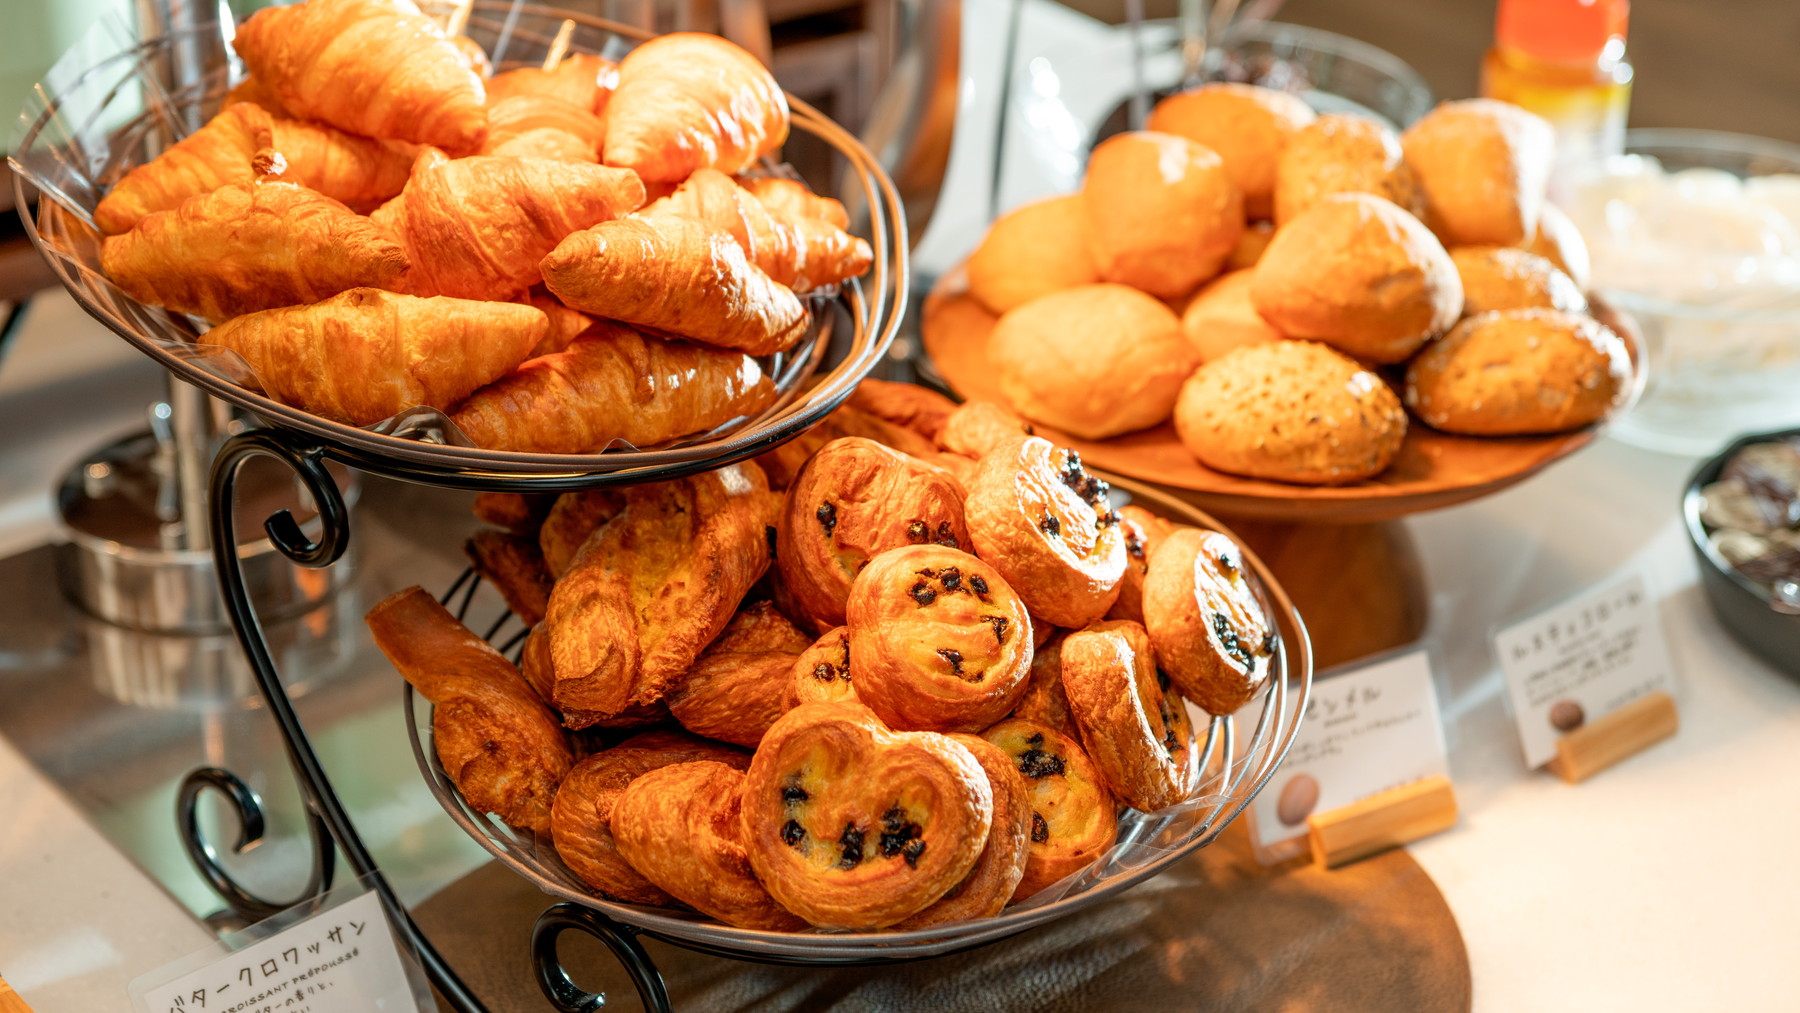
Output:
[4, 3, 1800, 1011]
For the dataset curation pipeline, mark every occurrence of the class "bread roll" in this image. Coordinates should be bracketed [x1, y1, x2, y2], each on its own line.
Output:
[1147, 83, 1316, 220]
[1405, 309, 1630, 435]
[1525, 202, 1592, 290]
[1250, 193, 1462, 363]
[1227, 220, 1275, 271]
[1274, 113, 1420, 226]
[990, 284, 1200, 439]
[967, 195, 1099, 314]
[1450, 246, 1586, 317]
[1080, 132, 1244, 300]
[1180, 269, 1283, 363]
[1401, 98, 1554, 247]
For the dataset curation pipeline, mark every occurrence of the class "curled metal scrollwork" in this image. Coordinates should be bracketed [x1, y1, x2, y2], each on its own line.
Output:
[533, 903, 672, 1013]
[176, 766, 336, 923]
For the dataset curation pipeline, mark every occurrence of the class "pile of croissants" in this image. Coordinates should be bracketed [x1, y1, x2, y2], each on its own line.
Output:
[93, 0, 873, 452]
[367, 379, 1281, 931]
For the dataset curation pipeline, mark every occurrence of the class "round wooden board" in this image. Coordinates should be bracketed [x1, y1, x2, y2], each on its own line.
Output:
[923, 269, 1647, 524]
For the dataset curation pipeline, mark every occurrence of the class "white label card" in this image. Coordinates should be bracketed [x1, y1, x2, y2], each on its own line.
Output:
[1494, 570, 1676, 769]
[132, 889, 421, 1013]
[1246, 648, 1450, 851]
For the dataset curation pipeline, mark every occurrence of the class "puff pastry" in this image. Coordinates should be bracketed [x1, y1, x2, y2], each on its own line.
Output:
[543, 465, 773, 724]
[473, 490, 554, 535]
[847, 379, 959, 444]
[665, 602, 812, 747]
[365, 587, 571, 836]
[845, 545, 1035, 734]
[485, 53, 616, 112]
[937, 401, 1034, 460]
[522, 624, 673, 728]
[642, 169, 873, 292]
[981, 718, 1117, 901]
[893, 734, 1032, 927]
[1104, 505, 1180, 624]
[612, 761, 806, 929]
[1142, 530, 1275, 715]
[537, 489, 625, 578]
[776, 437, 971, 629]
[1060, 621, 1187, 811]
[550, 730, 749, 905]
[739, 176, 851, 229]
[740, 702, 992, 928]
[603, 33, 789, 182]
[522, 289, 594, 358]
[463, 530, 554, 628]
[480, 94, 605, 162]
[965, 438, 1127, 629]
[785, 626, 858, 708]
[754, 402, 938, 489]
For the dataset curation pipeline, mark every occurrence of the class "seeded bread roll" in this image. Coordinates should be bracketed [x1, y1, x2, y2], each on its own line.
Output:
[1080, 131, 1245, 300]
[1173, 340, 1406, 485]
[1180, 269, 1283, 363]
[1402, 98, 1554, 248]
[1251, 192, 1462, 364]
[967, 195, 1100, 315]
[1147, 83, 1316, 220]
[1274, 113, 1420, 226]
[990, 283, 1200, 440]
[1525, 202, 1592, 290]
[1405, 309, 1630, 436]
[1450, 246, 1587, 318]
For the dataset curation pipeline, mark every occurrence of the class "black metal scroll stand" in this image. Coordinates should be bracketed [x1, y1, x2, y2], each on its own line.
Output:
[175, 427, 671, 1013]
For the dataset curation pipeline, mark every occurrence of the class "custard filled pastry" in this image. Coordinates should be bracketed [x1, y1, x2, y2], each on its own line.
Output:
[365, 587, 571, 836]
[1105, 505, 1180, 624]
[612, 761, 806, 930]
[845, 545, 1034, 734]
[965, 437, 1127, 629]
[551, 730, 749, 905]
[1143, 530, 1275, 715]
[543, 464, 773, 725]
[1060, 620, 1187, 811]
[665, 602, 813, 747]
[603, 33, 789, 182]
[740, 702, 992, 928]
[981, 718, 1118, 901]
[894, 734, 1032, 928]
[785, 626, 858, 709]
[777, 437, 971, 629]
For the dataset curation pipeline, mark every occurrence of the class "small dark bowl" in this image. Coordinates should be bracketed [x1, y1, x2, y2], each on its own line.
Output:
[1683, 427, 1800, 681]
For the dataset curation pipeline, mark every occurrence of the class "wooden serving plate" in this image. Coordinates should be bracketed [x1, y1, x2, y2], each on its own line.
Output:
[922, 268, 1647, 525]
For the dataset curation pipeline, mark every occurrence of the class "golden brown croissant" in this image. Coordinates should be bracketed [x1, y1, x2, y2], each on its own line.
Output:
[365, 586, 571, 836]
[643, 169, 873, 292]
[232, 0, 489, 153]
[222, 75, 296, 118]
[269, 118, 415, 212]
[480, 94, 604, 162]
[521, 289, 593, 358]
[450, 322, 778, 455]
[543, 464, 773, 724]
[541, 214, 809, 356]
[199, 288, 546, 425]
[664, 602, 812, 747]
[385, 150, 645, 302]
[101, 163, 409, 323]
[738, 176, 851, 230]
[603, 33, 789, 182]
[485, 53, 616, 113]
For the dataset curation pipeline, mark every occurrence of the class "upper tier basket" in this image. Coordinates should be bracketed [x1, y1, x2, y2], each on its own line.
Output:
[9, 3, 907, 487]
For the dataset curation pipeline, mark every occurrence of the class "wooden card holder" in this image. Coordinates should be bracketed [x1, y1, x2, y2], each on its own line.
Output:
[0, 975, 37, 1013]
[1306, 775, 1459, 870]
[1546, 690, 1679, 784]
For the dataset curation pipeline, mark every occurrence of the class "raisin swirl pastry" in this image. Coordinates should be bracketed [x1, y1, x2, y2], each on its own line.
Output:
[1104, 505, 1180, 624]
[665, 602, 811, 747]
[785, 626, 858, 708]
[845, 545, 1034, 734]
[1143, 530, 1276, 715]
[893, 734, 1032, 928]
[612, 761, 805, 930]
[1060, 621, 1187, 811]
[966, 437, 1127, 628]
[740, 702, 993, 928]
[550, 730, 749, 905]
[982, 718, 1118, 901]
[776, 437, 970, 629]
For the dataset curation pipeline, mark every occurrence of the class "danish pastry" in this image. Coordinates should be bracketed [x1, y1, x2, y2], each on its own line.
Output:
[1060, 621, 1186, 811]
[1143, 530, 1275, 715]
[537, 489, 624, 579]
[980, 718, 1118, 901]
[520, 625, 673, 729]
[1081, 131, 1245, 299]
[1104, 504, 1180, 625]
[1405, 309, 1631, 436]
[740, 702, 993, 928]
[462, 531, 554, 628]
[1274, 113, 1420, 226]
[937, 401, 1033, 460]
[1146, 83, 1316, 220]
[893, 734, 1032, 927]
[777, 437, 971, 628]
[550, 730, 749, 905]
[966, 195, 1100, 314]
[1449, 246, 1587, 318]
[754, 402, 939, 489]
[965, 437, 1126, 628]
[1009, 631, 1080, 742]
[844, 545, 1034, 734]
[665, 602, 812, 747]
[785, 627, 858, 708]
[1402, 98, 1554, 248]
[612, 761, 806, 930]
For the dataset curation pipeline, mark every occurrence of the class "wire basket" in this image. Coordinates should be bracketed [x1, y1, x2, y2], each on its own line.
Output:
[405, 472, 1314, 963]
[9, 3, 907, 485]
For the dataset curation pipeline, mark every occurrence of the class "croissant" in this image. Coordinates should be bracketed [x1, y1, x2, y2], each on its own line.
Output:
[232, 0, 488, 153]
[222, 75, 296, 118]
[463, 530, 554, 628]
[480, 94, 604, 162]
[101, 161, 409, 323]
[485, 53, 616, 113]
[644, 169, 872, 292]
[199, 288, 546, 425]
[386, 150, 645, 302]
[541, 214, 809, 356]
[738, 176, 851, 230]
[365, 586, 571, 836]
[269, 118, 415, 212]
[603, 33, 789, 182]
[522, 289, 593, 358]
[451, 321, 778, 454]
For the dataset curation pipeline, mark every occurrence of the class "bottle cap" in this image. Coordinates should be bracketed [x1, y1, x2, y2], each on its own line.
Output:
[1496, 0, 1629, 63]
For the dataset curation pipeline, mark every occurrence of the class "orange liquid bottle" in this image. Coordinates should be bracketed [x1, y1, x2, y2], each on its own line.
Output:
[1480, 0, 1633, 202]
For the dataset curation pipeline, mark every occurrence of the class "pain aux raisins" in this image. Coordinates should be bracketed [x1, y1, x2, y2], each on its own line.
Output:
[878, 807, 925, 864]
[910, 580, 938, 606]
[978, 614, 1011, 645]
[837, 823, 866, 869]
[932, 521, 959, 548]
[906, 520, 929, 543]
[781, 819, 805, 847]
[1039, 513, 1062, 537]
[969, 573, 990, 598]
[1212, 611, 1256, 671]
[782, 784, 810, 804]
[816, 501, 837, 536]
[811, 662, 841, 682]
[1126, 530, 1146, 559]
[936, 647, 966, 676]
[1031, 812, 1050, 843]
[1016, 733, 1067, 778]
[939, 567, 963, 592]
